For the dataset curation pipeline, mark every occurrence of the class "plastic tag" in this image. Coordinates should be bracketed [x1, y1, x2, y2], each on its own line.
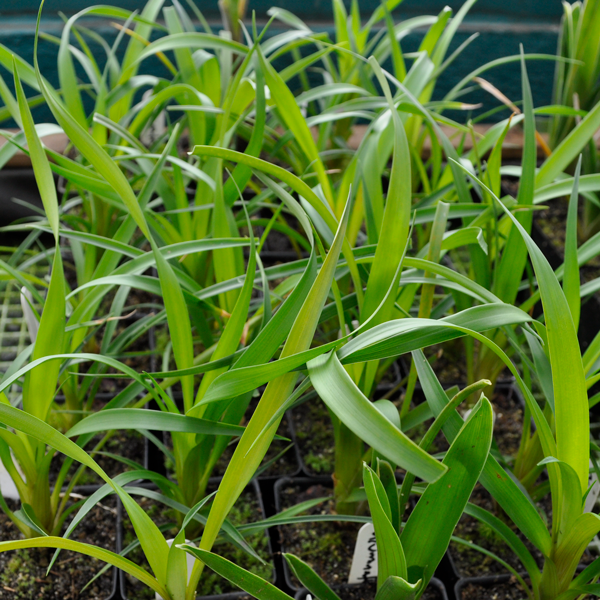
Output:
[0, 459, 21, 500]
[585, 459, 599, 513]
[348, 522, 378, 584]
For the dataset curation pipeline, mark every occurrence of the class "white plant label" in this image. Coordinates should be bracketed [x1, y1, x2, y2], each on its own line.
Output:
[585, 459, 599, 513]
[0, 460, 19, 500]
[141, 89, 166, 147]
[348, 522, 378, 584]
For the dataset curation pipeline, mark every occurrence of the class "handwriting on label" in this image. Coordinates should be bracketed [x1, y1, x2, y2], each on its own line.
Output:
[348, 522, 378, 584]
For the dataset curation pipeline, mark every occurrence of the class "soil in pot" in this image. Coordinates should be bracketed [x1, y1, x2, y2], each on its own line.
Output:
[291, 402, 335, 476]
[276, 480, 368, 590]
[448, 485, 547, 578]
[447, 386, 540, 578]
[49, 428, 147, 488]
[533, 199, 600, 285]
[295, 578, 446, 600]
[0, 497, 116, 599]
[457, 576, 528, 600]
[447, 382, 598, 577]
[120, 485, 273, 598]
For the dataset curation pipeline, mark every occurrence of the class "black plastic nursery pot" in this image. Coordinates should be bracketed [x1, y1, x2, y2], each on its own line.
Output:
[118, 480, 275, 600]
[293, 576, 449, 600]
[272, 475, 449, 597]
[274, 476, 356, 592]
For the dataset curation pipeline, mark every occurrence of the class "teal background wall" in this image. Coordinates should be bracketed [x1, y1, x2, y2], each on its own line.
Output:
[3, 0, 565, 20]
[0, 1, 564, 123]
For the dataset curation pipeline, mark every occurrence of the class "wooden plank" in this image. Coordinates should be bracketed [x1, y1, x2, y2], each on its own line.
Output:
[347, 124, 557, 159]
[3, 122, 589, 168]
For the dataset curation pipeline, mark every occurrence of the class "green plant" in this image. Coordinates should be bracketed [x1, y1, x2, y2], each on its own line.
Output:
[0, 1, 269, 542]
[181, 394, 493, 599]
[547, 0, 600, 239]
[186, 9, 503, 510]
[0, 388, 268, 600]
[444, 163, 600, 600]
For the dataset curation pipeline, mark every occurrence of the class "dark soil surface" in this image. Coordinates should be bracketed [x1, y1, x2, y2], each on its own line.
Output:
[121, 487, 272, 598]
[291, 401, 335, 476]
[448, 485, 547, 578]
[0, 498, 116, 599]
[447, 386, 543, 578]
[49, 428, 146, 488]
[296, 578, 445, 599]
[277, 482, 366, 589]
[535, 200, 600, 269]
[458, 577, 529, 600]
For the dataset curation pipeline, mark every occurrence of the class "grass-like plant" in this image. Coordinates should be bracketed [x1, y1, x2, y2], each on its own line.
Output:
[0, 2, 268, 541]
[548, 0, 600, 241]
[182, 399, 494, 600]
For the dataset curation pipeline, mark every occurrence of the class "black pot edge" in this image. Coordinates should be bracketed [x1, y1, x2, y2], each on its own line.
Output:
[445, 544, 527, 585]
[292, 576, 449, 600]
[454, 573, 513, 599]
[117, 479, 276, 600]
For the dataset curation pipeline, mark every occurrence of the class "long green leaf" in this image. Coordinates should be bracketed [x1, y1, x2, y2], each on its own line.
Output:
[564, 156, 582, 330]
[284, 554, 341, 600]
[15, 61, 66, 422]
[453, 159, 589, 491]
[66, 409, 247, 438]
[401, 397, 493, 587]
[363, 463, 407, 586]
[180, 546, 293, 600]
[307, 351, 446, 483]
